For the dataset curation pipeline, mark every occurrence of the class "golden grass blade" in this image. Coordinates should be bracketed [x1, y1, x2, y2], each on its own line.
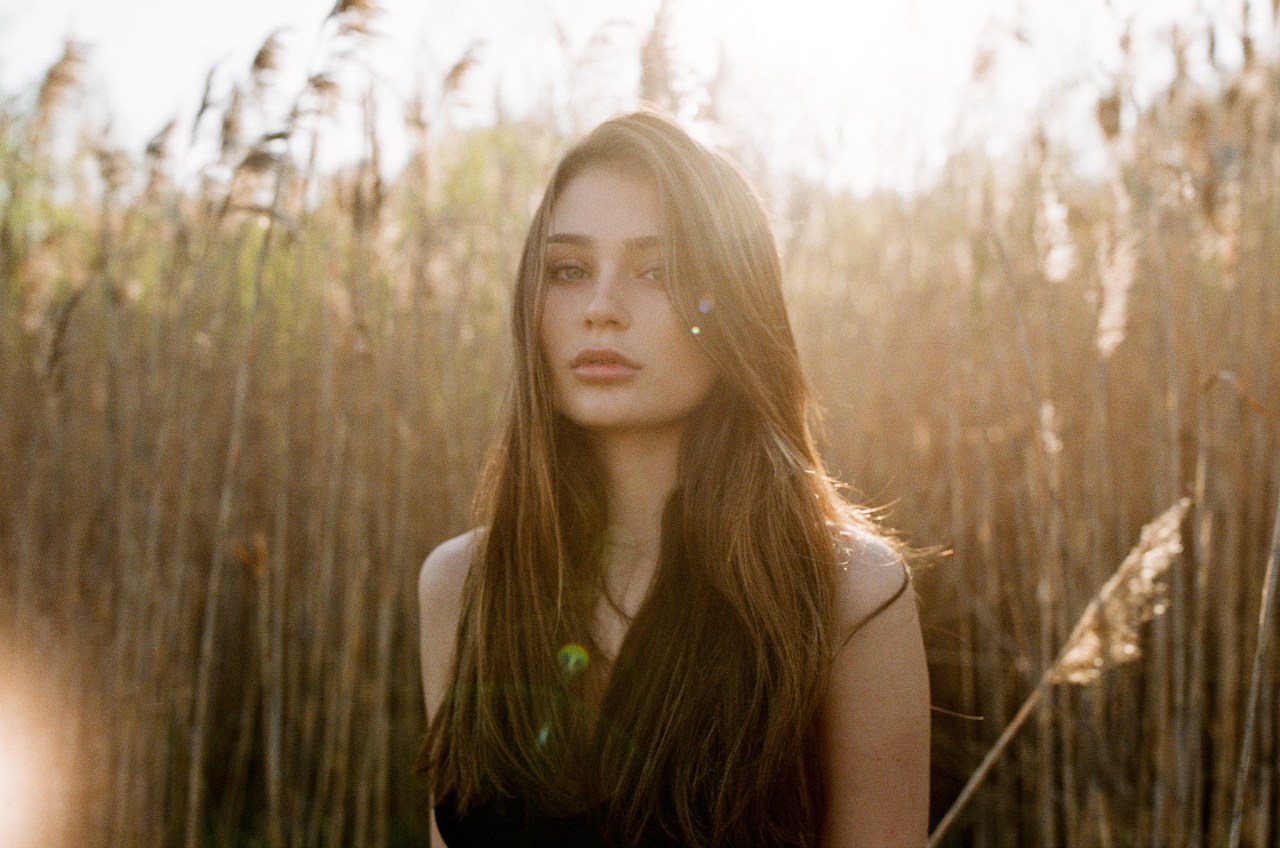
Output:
[182, 354, 252, 848]
[1226, 475, 1280, 848]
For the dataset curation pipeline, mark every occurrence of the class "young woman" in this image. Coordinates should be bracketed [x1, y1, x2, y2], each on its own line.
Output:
[418, 111, 929, 847]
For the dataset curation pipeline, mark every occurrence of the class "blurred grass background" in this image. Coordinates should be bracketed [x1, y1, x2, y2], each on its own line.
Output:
[1, 2, 1278, 846]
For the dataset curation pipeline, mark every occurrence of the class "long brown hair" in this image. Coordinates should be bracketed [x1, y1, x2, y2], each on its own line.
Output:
[426, 111, 877, 847]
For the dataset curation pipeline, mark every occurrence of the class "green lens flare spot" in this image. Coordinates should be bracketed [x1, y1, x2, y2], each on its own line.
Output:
[558, 642, 589, 676]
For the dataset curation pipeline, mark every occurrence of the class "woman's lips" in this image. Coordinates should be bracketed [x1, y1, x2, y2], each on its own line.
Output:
[570, 348, 641, 382]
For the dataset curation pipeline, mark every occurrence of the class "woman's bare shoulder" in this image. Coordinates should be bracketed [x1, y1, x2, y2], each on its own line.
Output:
[831, 522, 913, 640]
[419, 528, 485, 718]
[419, 527, 485, 629]
[822, 522, 929, 845]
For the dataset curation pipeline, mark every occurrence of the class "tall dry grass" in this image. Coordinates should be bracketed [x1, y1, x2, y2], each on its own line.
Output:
[1, 6, 1277, 847]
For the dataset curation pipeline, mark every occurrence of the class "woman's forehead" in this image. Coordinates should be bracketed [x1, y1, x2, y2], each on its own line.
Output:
[548, 165, 665, 243]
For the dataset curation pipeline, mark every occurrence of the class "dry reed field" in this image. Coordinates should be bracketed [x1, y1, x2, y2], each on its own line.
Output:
[1, 3, 1278, 847]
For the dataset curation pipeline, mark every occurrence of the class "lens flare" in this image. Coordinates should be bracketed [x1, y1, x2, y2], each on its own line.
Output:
[557, 643, 589, 677]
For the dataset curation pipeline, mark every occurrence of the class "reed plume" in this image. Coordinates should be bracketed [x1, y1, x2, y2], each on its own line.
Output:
[328, 0, 382, 39]
[250, 30, 283, 93]
[191, 63, 219, 141]
[1035, 164, 1077, 283]
[220, 85, 243, 160]
[328, 0, 380, 20]
[442, 43, 483, 99]
[928, 497, 1192, 847]
[1050, 498, 1190, 684]
[1094, 178, 1135, 360]
[31, 39, 87, 147]
[639, 0, 678, 114]
[144, 118, 176, 163]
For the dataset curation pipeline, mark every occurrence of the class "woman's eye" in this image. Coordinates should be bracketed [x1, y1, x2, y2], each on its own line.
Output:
[548, 263, 589, 283]
[639, 265, 665, 284]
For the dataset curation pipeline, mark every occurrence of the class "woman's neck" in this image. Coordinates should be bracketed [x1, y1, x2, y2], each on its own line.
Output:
[590, 425, 683, 614]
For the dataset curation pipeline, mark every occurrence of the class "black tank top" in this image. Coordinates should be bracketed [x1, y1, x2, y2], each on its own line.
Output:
[434, 792, 688, 847]
[431, 567, 908, 847]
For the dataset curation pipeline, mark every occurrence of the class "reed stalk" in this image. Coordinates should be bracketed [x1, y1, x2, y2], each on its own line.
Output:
[184, 132, 289, 848]
[264, 491, 288, 848]
[1227, 469, 1280, 848]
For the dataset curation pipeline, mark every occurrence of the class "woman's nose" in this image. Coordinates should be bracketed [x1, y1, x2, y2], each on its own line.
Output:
[583, 266, 628, 328]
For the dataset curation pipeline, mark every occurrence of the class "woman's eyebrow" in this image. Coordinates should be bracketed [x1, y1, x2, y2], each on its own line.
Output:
[545, 234, 664, 251]
[545, 233, 589, 247]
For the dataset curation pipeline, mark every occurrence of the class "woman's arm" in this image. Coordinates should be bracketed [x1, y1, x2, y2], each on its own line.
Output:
[419, 529, 479, 848]
[821, 532, 931, 848]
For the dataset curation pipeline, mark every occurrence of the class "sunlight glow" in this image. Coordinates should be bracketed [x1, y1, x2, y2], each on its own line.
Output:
[0, 721, 42, 846]
[0, 661, 69, 848]
[668, 0, 1027, 191]
[0, 0, 1272, 194]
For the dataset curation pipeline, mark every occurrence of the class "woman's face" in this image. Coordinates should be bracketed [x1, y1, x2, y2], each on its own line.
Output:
[539, 164, 717, 438]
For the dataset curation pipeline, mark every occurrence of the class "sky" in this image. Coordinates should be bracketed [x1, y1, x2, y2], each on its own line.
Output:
[0, 0, 1269, 194]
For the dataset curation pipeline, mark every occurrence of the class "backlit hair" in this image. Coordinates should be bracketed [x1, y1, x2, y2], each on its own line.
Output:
[425, 111, 883, 847]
